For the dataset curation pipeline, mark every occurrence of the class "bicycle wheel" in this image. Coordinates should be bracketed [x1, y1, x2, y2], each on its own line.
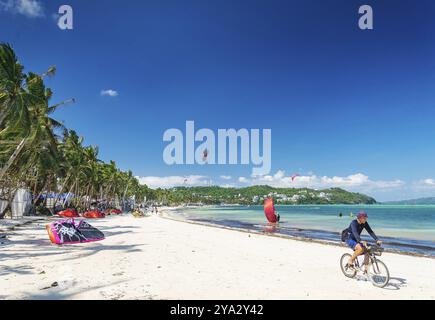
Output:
[368, 259, 390, 288]
[340, 253, 357, 278]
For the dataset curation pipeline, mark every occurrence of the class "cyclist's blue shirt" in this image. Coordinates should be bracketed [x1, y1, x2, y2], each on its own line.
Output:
[344, 219, 378, 243]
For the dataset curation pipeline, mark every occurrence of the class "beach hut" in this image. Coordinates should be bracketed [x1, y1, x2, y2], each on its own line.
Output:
[11, 189, 32, 219]
[0, 189, 32, 219]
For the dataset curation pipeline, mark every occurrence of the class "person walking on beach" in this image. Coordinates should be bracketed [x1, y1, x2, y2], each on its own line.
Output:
[342, 211, 382, 272]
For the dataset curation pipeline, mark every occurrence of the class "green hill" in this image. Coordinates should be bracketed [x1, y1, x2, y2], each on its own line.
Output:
[160, 185, 377, 205]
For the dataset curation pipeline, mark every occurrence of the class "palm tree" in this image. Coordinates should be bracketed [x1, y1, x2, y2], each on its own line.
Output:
[0, 44, 74, 182]
[0, 43, 155, 218]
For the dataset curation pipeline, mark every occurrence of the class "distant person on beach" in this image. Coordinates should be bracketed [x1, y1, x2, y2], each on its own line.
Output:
[342, 211, 382, 273]
[339, 212, 343, 218]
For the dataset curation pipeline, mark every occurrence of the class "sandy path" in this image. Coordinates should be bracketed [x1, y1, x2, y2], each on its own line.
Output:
[0, 215, 434, 300]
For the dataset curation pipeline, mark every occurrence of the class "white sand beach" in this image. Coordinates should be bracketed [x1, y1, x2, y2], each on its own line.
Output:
[1, 213, 434, 300]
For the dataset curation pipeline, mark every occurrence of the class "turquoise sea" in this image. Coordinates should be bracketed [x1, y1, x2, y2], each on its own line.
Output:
[176, 205, 435, 256]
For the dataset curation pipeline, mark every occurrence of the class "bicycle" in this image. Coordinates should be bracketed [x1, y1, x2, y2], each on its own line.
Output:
[340, 243, 390, 288]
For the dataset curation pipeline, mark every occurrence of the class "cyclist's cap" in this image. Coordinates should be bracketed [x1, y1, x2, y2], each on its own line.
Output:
[357, 211, 368, 219]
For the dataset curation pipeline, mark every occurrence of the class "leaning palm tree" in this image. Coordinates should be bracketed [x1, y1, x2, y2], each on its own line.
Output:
[0, 43, 32, 182]
[0, 43, 29, 129]
[0, 44, 74, 182]
[0, 43, 152, 218]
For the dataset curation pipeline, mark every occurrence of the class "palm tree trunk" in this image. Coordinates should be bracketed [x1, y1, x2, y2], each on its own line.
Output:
[0, 110, 9, 128]
[0, 139, 26, 181]
[33, 179, 49, 206]
[53, 172, 72, 205]
[63, 179, 77, 207]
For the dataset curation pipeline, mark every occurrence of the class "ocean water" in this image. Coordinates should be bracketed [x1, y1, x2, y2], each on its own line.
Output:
[176, 205, 435, 256]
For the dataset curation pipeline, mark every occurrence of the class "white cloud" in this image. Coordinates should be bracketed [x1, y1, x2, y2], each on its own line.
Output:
[137, 175, 209, 189]
[0, 0, 44, 18]
[135, 170, 430, 202]
[100, 89, 119, 97]
[221, 184, 236, 188]
[420, 178, 435, 186]
[237, 171, 404, 194]
[238, 177, 249, 183]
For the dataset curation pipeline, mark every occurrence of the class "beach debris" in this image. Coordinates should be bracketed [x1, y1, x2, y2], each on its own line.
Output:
[41, 282, 59, 290]
[39, 270, 46, 275]
[46, 218, 105, 245]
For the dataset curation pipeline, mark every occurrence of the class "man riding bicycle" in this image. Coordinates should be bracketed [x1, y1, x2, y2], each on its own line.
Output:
[342, 211, 382, 272]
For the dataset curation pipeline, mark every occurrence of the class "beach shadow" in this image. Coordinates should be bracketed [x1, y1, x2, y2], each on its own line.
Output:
[19, 278, 132, 300]
[382, 277, 407, 291]
[351, 272, 407, 291]
[0, 264, 34, 276]
[0, 234, 146, 264]
[98, 225, 141, 237]
[32, 243, 146, 263]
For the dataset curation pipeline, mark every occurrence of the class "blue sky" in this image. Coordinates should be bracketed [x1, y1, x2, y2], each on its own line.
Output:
[1, 0, 435, 201]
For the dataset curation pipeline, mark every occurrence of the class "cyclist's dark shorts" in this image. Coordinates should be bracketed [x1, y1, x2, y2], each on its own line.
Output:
[346, 239, 358, 250]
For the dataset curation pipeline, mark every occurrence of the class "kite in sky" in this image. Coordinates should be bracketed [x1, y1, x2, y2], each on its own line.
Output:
[202, 149, 209, 162]
[291, 174, 300, 182]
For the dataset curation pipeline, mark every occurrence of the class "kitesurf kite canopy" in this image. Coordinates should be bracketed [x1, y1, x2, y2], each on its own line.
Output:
[82, 210, 105, 219]
[46, 219, 105, 245]
[104, 209, 122, 216]
[202, 149, 209, 162]
[58, 208, 79, 218]
[264, 198, 279, 223]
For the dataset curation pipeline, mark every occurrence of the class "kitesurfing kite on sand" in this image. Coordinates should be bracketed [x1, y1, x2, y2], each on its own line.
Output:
[46, 219, 105, 245]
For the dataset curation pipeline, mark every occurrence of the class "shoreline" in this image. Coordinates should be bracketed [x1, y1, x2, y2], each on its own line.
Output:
[160, 207, 435, 259]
